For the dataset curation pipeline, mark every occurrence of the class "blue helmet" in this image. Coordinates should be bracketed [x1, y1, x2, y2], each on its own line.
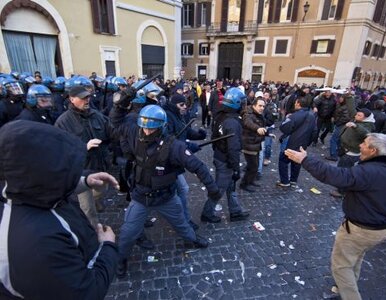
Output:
[19, 73, 35, 85]
[111, 76, 127, 87]
[42, 76, 54, 87]
[10, 71, 20, 80]
[102, 76, 116, 92]
[26, 84, 52, 107]
[72, 76, 94, 91]
[132, 80, 163, 104]
[64, 76, 78, 93]
[222, 87, 246, 110]
[137, 105, 167, 129]
[51, 76, 66, 92]
[1, 77, 24, 96]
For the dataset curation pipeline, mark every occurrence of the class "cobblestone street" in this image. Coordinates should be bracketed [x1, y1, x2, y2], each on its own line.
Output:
[102, 121, 386, 300]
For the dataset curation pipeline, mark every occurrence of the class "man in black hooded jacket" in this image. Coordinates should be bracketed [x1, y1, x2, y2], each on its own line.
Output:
[0, 120, 118, 300]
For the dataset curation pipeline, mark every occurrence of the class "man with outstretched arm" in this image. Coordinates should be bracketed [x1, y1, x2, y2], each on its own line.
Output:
[285, 133, 386, 300]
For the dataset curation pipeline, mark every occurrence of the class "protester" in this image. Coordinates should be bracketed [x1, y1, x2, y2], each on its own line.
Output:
[285, 133, 386, 300]
[0, 120, 119, 300]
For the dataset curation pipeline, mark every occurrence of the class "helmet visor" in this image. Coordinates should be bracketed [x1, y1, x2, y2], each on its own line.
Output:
[7, 82, 24, 95]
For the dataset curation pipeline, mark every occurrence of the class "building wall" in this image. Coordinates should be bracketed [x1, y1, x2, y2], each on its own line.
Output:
[181, 0, 386, 88]
[0, 0, 182, 78]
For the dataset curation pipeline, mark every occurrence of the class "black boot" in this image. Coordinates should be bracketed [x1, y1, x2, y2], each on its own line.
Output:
[116, 259, 128, 279]
[136, 235, 155, 250]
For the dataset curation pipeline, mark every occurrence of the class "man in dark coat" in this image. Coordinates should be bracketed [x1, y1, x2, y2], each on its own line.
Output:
[239, 97, 266, 192]
[277, 96, 317, 187]
[0, 120, 118, 300]
[55, 85, 114, 226]
[285, 133, 386, 300]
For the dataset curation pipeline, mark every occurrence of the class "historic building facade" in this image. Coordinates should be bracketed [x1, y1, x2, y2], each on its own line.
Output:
[0, 0, 183, 79]
[181, 0, 386, 89]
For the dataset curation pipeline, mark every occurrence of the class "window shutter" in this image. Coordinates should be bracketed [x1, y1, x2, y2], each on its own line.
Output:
[257, 0, 264, 24]
[239, 0, 246, 31]
[189, 4, 194, 27]
[373, 0, 384, 23]
[196, 3, 202, 27]
[181, 44, 184, 56]
[268, 0, 275, 23]
[90, 0, 101, 33]
[106, 0, 115, 34]
[310, 40, 317, 54]
[189, 44, 193, 56]
[220, 0, 229, 32]
[321, 0, 331, 20]
[291, 0, 299, 22]
[335, 0, 344, 20]
[274, 0, 282, 23]
[206, 2, 211, 27]
[327, 40, 335, 53]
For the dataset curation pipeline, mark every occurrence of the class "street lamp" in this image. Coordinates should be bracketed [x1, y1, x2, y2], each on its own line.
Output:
[302, 1, 310, 22]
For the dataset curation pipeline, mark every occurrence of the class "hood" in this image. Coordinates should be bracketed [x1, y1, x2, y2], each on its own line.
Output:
[362, 113, 375, 123]
[0, 120, 86, 208]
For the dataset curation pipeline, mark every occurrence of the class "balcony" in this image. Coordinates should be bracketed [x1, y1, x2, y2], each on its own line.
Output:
[206, 21, 258, 37]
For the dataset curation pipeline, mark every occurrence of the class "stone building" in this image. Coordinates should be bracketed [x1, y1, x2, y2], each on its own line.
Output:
[0, 0, 183, 79]
[181, 0, 386, 89]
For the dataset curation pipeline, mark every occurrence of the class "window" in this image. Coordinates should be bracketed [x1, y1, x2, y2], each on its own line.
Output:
[181, 43, 193, 56]
[321, 0, 344, 21]
[90, 0, 115, 34]
[371, 44, 380, 58]
[275, 39, 288, 54]
[199, 43, 210, 56]
[254, 40, 266, 54]
[201, 3, 207, 26]
[251, 65, 263, 82]
[310, 39, 335, 54]
[182, 4, 194, 27]
[381, 46, 386, 59]
[373, 0, 386, 24]
[363, 41, 372, 56]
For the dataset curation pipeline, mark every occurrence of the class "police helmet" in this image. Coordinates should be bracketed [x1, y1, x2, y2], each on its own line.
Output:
[111, 76, 128, 88]
[51, 76, 66, 92]
[64, 76, 77, 93]
[72, 76, 94, 92]
[10, 71, 20, 80]
[102, 76, 116, 92]
[2, 77, 24, 96]
[42, 76, 54, 87]
[26, 84, 52, 107]
[137, 105, 167, 129]
[222, 87, 246, 110]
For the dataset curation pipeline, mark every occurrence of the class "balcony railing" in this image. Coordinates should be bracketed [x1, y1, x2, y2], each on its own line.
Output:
[206, 21, 258, 36]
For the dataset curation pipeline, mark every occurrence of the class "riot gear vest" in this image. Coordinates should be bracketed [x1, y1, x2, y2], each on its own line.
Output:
[134, 136, 177, 190]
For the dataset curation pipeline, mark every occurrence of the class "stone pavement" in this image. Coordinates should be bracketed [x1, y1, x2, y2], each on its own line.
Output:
[102, 122, 386, 300]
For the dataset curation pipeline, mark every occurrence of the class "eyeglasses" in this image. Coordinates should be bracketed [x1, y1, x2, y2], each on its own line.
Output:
[177, 103, 187, 107]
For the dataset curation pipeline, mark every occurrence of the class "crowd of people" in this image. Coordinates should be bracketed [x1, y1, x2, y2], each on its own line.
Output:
[0, 69, 385, 300]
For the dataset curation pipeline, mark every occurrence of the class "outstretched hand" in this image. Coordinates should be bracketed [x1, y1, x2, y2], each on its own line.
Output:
[87, 172, 120, 190]
[284, 147, 308, 164]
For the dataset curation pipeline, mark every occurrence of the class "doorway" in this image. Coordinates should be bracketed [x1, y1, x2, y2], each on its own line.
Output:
[217, 42, 243, 80]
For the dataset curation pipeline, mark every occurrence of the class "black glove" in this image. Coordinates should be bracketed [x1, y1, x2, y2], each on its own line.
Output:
[208, 190, 222, 202]
[114, 87, 137, 108]
[198, 128, 207, 140]
[232, 170, 241, 181]
[187, 142, 201, 153]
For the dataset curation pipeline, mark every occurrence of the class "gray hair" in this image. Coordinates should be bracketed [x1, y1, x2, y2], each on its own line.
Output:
[366, 133, 386, 156]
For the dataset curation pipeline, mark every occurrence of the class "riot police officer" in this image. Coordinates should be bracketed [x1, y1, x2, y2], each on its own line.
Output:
[116, 105, 221, 278]
[0, 77, 25, 127]
[200, 87, 250, 223]
[16, 84, 55, 124]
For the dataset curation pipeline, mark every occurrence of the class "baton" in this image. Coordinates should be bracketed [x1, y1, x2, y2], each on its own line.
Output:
[198, 133, 235, 148]
[176, 118, 196, 138]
